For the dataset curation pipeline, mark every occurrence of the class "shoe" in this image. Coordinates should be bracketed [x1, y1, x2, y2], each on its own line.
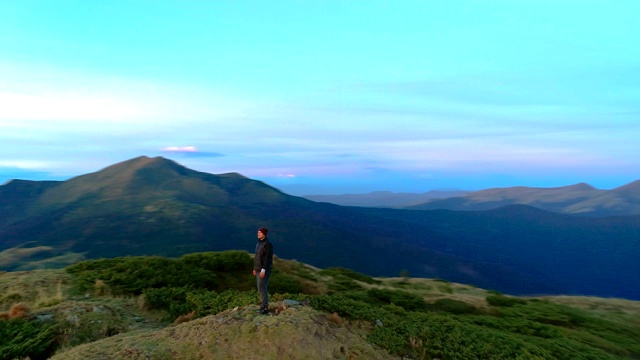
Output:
[260, 308, 269, 315]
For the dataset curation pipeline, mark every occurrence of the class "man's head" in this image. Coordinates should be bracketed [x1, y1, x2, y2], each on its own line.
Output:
[258, 227, 268, 240]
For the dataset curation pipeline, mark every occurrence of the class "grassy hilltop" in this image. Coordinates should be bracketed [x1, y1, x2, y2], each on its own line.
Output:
[1, 251, 639, 360]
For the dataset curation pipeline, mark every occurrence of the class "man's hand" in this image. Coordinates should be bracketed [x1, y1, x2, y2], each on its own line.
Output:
[252, 270, 257, 276]
[259, 271, 265, 279]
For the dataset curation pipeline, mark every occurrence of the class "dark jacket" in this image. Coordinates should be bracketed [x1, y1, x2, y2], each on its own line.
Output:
[254, 238, 273, 272]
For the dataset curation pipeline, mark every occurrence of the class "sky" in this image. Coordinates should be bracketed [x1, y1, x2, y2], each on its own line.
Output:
[1, 1, 639, 195]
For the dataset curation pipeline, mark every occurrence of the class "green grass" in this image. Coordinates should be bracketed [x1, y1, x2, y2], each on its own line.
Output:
[1, 251, 639, 360]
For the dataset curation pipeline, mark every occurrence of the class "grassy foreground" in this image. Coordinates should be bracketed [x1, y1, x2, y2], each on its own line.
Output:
[1, 251, 639, 359]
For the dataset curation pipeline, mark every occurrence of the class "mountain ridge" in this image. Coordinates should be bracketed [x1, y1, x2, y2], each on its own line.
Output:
[404, 181, 640, 216]
[1, 156, 639, 300]
[303, 189, 470, 207]
[303, 181, 640, 216]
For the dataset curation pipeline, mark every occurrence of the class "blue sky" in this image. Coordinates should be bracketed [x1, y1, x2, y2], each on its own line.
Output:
[1, 1, 638, 195]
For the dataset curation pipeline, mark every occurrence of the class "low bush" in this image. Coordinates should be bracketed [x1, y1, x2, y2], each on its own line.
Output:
[468, 315, 562, 339]
[486, 294, 527, 307]
[66, 256, 217, 295]
[327, 277, 362, 293]
[367, 288, 427, 311]
[58, 252, 640, 359]
[268, 271, 304, 294]
[319, 267, 380, 284]
[186, 290, 258, 317]
[143, 286, 200, 318]
[309, 295, 381, 322]
[426, 298, 479, 315]
[437, 283, 454, 294]
[308, 293, 631, 359]
[0, 318, 58, 360]
[179, 251, 251, 272]
[496, 300, 614, 330]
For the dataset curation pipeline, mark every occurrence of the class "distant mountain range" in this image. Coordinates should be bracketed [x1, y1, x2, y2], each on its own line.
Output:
[304, 182, 640, 216]
[1, 156, 639, 300]
[303, 190, 470, 208]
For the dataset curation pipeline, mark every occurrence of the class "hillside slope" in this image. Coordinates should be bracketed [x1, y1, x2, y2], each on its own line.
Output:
[407, 182, 640, 216]
[51, 305, 394, 360]
[3, 255, 640, 360]
[1, 156, 639, 300]
[304, 190, 470, 207]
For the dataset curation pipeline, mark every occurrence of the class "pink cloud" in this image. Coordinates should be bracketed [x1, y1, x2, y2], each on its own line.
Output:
[162, 146, 198, 153]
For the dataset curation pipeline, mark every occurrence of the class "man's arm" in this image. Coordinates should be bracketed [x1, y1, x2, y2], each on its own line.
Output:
[262, 242, 274, 272]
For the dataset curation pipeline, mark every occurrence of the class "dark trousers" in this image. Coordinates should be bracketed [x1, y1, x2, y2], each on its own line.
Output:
[256, 270, 272, 309]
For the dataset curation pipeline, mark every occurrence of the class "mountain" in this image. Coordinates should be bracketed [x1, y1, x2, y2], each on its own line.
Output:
[1, 156, 639, 300]
[303, 189, 470, 207]
[407, 182, 640, 216]
[0, 156, 304, 260]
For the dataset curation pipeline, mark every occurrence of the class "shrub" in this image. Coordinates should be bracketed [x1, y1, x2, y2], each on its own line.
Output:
[66, 256, 217, 295]
[367, 288, 427, 311]
[486, 294, 527, 307]
[309, 295, 381, 322]
[186, 290, 257, 317]
[426, 298, 478, 315]
[437, 283, 454, 294]
[268, 271, 304, 294]
[287, 261, 319, 281]
[179, 251, 252, 272]
[145, 287, 263, 320]
[468, 315, 562, 339]
[308, 294, 616, 359]
[327, 277, 362, 292]
[340, 290, 374, 304]
[0, 318, 58, 360]
[498, 300, 587, 328]
[319, 267, 379, 284]
[143, 286, 198, 319]
[366, 312, 558, 359]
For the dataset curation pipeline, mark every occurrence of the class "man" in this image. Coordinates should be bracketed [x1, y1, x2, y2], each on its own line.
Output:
[253, 227, 273, 315]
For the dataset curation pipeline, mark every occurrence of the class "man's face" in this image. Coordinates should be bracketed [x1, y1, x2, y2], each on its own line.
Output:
[257, 231, 266, 240]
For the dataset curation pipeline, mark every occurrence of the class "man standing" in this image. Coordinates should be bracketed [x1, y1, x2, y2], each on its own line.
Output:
[253, 227, 273, 315]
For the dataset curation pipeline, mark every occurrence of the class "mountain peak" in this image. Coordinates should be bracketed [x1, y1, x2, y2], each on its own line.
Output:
[612, 180, 640, 198]
[58, 156, 190, 194]
[96, 156, 182, 176]
[34, 156, 291, 208]
[564, 182, 596, 191]
[34, 156, 187, 206]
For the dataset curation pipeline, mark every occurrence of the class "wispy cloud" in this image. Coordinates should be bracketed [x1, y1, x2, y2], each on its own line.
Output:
[161, 146, 224, 158]
[0, 62, 252, 126]
[162, 146, 199, 153]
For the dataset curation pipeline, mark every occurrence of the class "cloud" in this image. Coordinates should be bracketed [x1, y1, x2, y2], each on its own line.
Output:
[0, 91, 166, 130]
[0, 62, 253, 129]
[161, 146, 224, 158]
[162, 146, 198, 153]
